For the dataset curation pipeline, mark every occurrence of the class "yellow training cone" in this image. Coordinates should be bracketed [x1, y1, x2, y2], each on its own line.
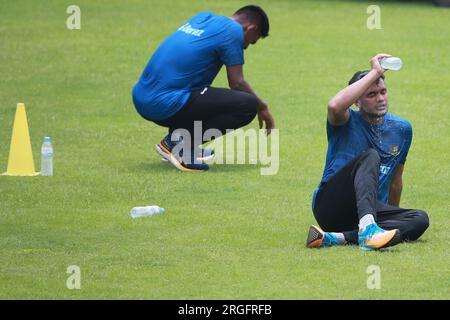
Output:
[3, 103, 39, 176]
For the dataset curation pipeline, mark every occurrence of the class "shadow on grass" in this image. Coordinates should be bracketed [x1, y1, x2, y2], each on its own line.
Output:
[209, 163, 263, 173]
[301, 239, 428, 254]
[130, 160, 262, 174]
[373, 239, 428, 253]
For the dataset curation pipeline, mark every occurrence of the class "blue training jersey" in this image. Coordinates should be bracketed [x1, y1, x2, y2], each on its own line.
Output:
[132, 12, 245, 121]
[313, 109, 413, 207]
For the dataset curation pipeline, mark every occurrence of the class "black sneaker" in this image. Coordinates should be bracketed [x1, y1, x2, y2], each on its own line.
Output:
[155, 135, 209, 172]
[161, 145, 214, 163]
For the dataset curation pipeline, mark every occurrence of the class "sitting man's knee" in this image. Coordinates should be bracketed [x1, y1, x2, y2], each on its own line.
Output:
[359, 148, 380, 165]
[406, 210, 429, 241]
[365, 148, 380, 160]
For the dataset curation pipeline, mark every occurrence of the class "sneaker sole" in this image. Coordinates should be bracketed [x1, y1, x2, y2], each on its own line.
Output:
[155, 144, 206, 172]
[160, 153, 215, 163]
[360, 229, 401, 250]
[306, 225, 324, 248]
[380, 229, 402, 249]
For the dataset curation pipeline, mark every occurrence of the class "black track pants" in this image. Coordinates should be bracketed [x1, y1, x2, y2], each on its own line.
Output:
[152, 87, 258, 145]
[313, 149, 429, 244]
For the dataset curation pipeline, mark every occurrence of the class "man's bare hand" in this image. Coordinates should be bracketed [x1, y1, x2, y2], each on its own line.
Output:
[370, 53, 392, 75]
[258, 101, 275, 135]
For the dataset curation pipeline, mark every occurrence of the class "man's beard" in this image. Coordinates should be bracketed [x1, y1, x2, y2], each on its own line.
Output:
[362, 104, 388, 118]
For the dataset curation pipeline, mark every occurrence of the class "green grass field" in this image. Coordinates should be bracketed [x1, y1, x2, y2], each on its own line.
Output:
[1, 0, 449, 299]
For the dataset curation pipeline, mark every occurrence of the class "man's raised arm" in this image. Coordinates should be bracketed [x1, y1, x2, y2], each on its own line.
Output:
[327, 53, 390, 126]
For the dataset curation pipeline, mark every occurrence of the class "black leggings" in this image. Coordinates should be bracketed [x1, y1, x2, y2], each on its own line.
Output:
[313, 149, 429, 244]
[152, 87, 258, 145]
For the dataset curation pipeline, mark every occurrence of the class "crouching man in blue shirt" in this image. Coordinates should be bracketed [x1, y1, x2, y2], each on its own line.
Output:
[132, 5, 275, 172]
[306, 54, 429, 251]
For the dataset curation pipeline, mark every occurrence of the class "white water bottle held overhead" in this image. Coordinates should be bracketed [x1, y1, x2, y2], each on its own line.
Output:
[380, 57, 402, 71]
[130, 206, 165, 218]
[41, 136, 53, 176]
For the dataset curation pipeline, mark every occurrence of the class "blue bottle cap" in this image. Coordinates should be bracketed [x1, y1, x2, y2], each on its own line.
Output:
[44, 136, 51, 142]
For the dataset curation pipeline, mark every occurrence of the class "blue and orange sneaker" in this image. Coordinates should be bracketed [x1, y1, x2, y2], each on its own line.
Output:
[306, 225, 339, 248]
[161, 145, 215, 163]
[155, 135, 209, 172]
[358, 223, 402, 250]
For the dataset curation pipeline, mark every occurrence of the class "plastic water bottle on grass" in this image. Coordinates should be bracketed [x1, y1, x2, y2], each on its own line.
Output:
[41, 136, 53, 176]
[130, 206, 165, 218]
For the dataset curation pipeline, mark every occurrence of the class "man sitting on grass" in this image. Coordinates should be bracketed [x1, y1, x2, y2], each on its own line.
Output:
[306, 53, 429, 251]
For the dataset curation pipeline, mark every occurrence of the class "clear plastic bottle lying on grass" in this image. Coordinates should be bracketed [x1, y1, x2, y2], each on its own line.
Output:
[130, 206, 165, 218]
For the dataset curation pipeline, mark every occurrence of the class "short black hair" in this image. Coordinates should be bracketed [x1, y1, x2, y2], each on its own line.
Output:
[348, 70, 385, 86]
[234, 5, 269, 38]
